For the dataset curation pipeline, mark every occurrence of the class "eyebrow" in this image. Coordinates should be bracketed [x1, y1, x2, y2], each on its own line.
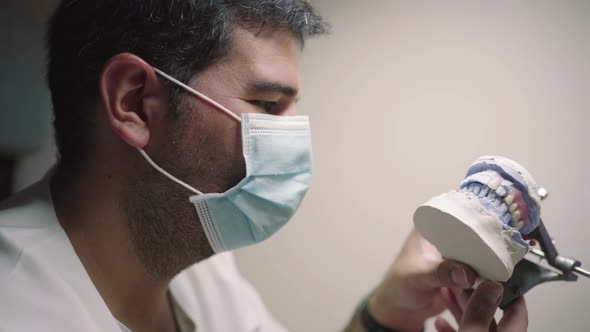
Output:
[249, 81, 299, 97]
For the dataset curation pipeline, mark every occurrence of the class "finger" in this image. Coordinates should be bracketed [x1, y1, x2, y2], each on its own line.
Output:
[440, 288, 463, 324]
[421, 259, 478, 289]
[498, 296, 528, 331]
[427, 291, 448, 316]
[459, 281, 503, 332]
[435, 317, 457, 332]
[490, 319, 498, 332]
[453, 288, 472, 311]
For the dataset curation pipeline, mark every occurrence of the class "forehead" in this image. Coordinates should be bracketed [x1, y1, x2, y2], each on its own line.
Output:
[220, 27, 301, 88]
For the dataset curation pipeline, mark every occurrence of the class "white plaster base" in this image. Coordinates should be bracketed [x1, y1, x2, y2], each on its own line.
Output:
[414, 191, 528, 282]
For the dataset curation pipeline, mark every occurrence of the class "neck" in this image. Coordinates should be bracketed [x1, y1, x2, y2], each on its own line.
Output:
[51, 164, 176, 331]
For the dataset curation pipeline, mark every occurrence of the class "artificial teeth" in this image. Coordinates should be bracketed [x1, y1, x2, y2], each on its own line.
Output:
[473, 184, 481, 195]
[489, 178, 502, 190]
[499, 203, 509, 214]
[504, 194, 515, 205]
[495, 186, 507, 197]
[479, 186, 489, 197]
[503, 211, 512, 224]
[512, 210, 522, 221]
[515, 220, 525, 229]
[509, 203, 518, 212]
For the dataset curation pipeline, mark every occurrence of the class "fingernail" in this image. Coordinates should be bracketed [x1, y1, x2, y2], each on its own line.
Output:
[451, 268, 469, 288]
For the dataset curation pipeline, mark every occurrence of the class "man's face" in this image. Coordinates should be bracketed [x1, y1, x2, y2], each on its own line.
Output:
[167, 27, 301, 193]
[125, 26, 301, 276]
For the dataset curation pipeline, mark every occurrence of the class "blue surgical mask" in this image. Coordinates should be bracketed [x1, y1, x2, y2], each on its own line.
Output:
[138, 68, 312, 253]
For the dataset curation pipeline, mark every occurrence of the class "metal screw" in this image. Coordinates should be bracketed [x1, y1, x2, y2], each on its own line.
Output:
[539, 188, 549, 201]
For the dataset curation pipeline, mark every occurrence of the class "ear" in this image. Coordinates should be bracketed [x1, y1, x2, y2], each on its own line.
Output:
[99, 53, 165, 148]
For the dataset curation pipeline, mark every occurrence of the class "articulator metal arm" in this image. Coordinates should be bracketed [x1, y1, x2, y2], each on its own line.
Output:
[500, 189, 589, 309]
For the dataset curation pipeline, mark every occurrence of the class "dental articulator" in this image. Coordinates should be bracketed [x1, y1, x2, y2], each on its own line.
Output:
[412, 156, 588, 309]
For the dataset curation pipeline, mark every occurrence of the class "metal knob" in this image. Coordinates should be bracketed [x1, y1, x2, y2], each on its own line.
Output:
[539, 188, 549, 201]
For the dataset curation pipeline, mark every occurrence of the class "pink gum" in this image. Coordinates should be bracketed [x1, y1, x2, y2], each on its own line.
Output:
[509, 188, 530, 225]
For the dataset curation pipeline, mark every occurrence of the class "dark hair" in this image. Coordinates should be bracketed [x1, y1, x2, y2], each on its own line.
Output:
[47, 0, 328, 168]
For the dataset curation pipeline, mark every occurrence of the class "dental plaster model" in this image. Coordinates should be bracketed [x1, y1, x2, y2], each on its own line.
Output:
[414, 156, 541, 282]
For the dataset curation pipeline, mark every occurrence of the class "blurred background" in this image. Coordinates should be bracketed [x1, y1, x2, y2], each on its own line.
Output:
[3, 1, 589, 331]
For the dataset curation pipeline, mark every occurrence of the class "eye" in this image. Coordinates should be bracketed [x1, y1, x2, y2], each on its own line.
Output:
[250, 100, 280, 113]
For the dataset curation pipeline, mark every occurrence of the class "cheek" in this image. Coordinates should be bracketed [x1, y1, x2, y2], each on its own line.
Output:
[209, 122, 247, 191]
[178, 113, 246, 192]
[224, 120, 247, 181]
[232, 124, 245, 162]
[205, 114, 243, 162]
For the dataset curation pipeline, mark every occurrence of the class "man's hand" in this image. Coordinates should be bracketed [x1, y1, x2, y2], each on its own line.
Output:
[364, 228, 527, 332]
[366, 229, 477, 331]
[436, 282, 528, 332]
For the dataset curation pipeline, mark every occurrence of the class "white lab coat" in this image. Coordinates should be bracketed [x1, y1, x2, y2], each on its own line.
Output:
[0, 176, 287, 332]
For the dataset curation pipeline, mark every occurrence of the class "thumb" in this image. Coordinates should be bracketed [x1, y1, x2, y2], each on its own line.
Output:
[459, 281, 503, 332]
[418, 259, 477, 290]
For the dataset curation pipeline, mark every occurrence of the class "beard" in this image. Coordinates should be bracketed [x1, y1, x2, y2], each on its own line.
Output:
[121, 97, 245, 279]
[122, 171, 212, 279]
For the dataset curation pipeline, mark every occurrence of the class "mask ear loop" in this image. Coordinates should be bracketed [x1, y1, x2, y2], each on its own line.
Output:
[152, 67, 242, 122]
[138, 148, 204, 195]
[138, 67, 243, 196]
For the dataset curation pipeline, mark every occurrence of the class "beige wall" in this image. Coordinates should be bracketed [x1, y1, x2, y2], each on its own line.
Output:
[15, 1, 590, 331]
[234, 1, 590, 331]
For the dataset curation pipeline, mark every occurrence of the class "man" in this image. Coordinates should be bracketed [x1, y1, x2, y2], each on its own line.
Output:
[0, 1, 527, 331]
